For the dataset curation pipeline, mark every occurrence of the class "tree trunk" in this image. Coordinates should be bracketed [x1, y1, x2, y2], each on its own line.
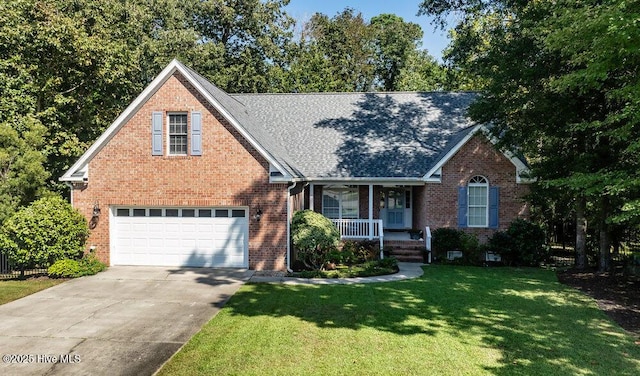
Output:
[598, 197, 611, 273]
[575, 197, 587, 269]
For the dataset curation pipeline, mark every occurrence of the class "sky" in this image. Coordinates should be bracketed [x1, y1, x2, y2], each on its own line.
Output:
[284, 0, 451, 61]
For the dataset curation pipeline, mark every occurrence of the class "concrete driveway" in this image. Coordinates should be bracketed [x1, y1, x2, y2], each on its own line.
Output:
[0, 266, 253, 376]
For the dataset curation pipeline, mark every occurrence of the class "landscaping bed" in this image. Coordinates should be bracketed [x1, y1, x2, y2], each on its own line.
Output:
[558, 268, 640, 337]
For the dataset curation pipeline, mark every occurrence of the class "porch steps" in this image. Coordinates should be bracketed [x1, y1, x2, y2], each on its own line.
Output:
[384, 240, 425, 263]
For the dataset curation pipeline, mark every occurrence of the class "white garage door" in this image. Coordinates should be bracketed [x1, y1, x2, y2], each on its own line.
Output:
[111, 207, 248, 268]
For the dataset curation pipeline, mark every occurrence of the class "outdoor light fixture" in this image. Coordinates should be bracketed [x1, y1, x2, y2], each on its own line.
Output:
[253, 207, 263, 222]
[92, 202, 101, 218]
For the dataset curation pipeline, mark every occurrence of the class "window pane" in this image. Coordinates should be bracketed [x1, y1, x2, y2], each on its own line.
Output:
[198, 209, 212, 217]
[468, 207, 487, 226]
[182, 209, 195, 217]
[116, 209, 130, 216]
[133, 209, 146, 217]
[232, 210, 246, 218]
[322, 188, 358, 219]
[469, 187, 487, 206]
[169, 113, 188, 155]
[322, 190, 340, 219]
[149, 209, 162, 217]
[215, 209, 229, 217]
[166, 209, 179, 217]
[341, 190, 359, 219]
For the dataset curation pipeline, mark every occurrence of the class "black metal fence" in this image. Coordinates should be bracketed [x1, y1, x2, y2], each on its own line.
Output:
[0, 251, 48, 280]
[547, 246, 640, 277]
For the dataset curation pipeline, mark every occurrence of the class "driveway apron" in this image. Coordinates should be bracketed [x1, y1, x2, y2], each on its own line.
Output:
[0, 266, 253, 376]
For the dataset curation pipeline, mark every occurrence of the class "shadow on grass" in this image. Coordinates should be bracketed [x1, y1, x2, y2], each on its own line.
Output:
[226, 266, 640, 375]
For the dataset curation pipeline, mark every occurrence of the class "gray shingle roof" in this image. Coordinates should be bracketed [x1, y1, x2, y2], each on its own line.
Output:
[181, 64, 302, 177]
[231, 92, 478, 179]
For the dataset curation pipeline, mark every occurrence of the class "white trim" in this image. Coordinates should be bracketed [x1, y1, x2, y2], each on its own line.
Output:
[303, 177, 425, 185]
[423, 125, 482, 182]
[166, 112, 188, 156]
[422, 125, 532, 183]
[467, 175, 489, 228]
[60, 59, 291, 182]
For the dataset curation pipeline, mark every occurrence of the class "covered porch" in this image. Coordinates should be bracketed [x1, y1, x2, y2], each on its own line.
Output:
[299, 182, 428, 254]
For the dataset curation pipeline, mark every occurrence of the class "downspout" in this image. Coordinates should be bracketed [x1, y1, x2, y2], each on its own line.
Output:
[286, 181, 299, 273]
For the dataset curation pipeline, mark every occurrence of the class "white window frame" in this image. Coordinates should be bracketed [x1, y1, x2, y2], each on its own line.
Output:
[167, 112, 188, 156]
[467, 176, 489, 228]
[322, 187, 359, 219]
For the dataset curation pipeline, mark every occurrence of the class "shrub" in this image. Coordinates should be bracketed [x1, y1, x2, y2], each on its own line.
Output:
[431, 228, 481, 265]
[431, 228, 464, 261]
[0, 196, 88, 273]
[378, 256, 398, 269]
[488, 219, 547, 266]
[48, 259, 82, 278]
[48, 251, 107, 278]
[291, 210, 340, 270]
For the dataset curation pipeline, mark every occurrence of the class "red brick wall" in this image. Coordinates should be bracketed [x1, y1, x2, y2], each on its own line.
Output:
[72, 72, 288, 270]
[414, 134, 530, 242]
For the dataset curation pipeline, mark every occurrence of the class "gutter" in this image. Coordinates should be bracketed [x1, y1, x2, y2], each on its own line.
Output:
[285, 181, 298, 273]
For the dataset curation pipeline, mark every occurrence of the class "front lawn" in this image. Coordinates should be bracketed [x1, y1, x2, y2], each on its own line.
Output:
[0, 278, 66, 305]
[159, 266, 640, 375]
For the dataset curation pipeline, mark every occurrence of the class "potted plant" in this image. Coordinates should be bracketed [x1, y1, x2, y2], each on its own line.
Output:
[409, 229, 423, 240]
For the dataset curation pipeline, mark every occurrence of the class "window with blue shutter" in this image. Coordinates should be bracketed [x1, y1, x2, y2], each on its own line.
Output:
[191, 111, 202, 156]
[151, 111, 163, 155]
[459, 176, 499, 228]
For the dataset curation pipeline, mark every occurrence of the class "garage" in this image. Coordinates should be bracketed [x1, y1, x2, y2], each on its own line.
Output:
[111, 207, 248, 268]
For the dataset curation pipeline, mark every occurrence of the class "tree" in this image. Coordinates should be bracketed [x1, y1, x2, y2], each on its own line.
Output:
[370, 14, 423, 91]
[418, 0, 640, 271]
[303, 8, 376, 92]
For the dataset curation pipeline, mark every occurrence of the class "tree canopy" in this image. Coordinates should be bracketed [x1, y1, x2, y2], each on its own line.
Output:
[0, 0, 452, 225]
[419, 0, 640, 270]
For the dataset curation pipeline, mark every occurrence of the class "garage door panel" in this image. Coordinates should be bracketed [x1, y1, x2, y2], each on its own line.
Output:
[112, 207, 248, 268]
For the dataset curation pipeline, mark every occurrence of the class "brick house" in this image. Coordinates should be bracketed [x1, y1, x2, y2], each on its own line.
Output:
[60, 60, 530, 271]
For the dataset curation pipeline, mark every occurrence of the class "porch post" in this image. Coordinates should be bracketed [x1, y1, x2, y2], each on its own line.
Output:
[368, 184, 374, 240]
[309, 183, 314, 211]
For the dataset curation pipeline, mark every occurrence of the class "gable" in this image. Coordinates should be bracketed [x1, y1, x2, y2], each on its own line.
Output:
[60, 60, 293, 183]
[423, 126, 530, 183]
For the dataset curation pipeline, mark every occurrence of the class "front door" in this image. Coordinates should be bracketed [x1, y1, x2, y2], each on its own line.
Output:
[385, 189, 405, 229]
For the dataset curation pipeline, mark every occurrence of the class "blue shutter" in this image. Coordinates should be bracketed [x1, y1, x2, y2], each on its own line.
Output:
[190, 111, 202, 156]
[489, 186, 500, 229]
[458, 186, 467, 228]
[151, 111, 163, 156]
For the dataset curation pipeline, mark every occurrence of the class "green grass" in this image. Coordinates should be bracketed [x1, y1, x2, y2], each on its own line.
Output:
[159, 265, 640, 375]
[0, 278, 65, 305]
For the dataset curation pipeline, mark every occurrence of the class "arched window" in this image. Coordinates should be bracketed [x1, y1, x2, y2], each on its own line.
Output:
[467, 176, 489, 227]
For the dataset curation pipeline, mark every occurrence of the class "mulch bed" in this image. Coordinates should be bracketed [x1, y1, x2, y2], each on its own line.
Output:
[557, 268, 640, 338]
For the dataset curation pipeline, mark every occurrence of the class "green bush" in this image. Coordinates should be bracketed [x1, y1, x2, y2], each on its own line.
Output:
[0, 196, 89, 272]
[291, 210, 340, 270]
[432, 228, 463, 261]
[432, 228, 481, 265]
[48, 259, 82, 278]
[488, 219, 547, 266]
[48, 251, 107, 278]
[378, 256, 398, 269]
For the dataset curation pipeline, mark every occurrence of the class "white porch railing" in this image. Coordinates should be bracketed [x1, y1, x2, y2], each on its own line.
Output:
[330, 219, 384, 258]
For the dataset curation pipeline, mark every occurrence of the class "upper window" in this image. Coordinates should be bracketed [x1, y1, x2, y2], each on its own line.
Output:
[168, 113, 188, 155]
[322, 188, 359, 219]
[467, 176, 489, 227]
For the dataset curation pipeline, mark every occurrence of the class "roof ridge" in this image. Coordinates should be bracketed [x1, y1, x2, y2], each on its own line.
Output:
[231, 91, 480, 96]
